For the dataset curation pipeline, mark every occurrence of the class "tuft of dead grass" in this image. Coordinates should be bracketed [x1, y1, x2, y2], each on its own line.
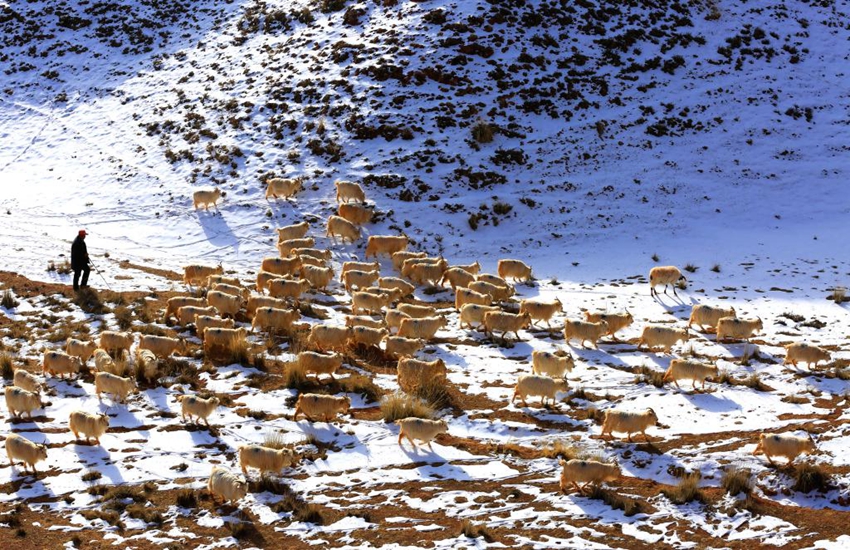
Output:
[586, 485, 644, 516]
[459, 518, 495, 542]
[1, 289, 19, 309]
[380, 391, 435, 422]
[792, 463, 832, 493]
[662, 473, 704, 504]
[721, 466, 753, 496]
[1, 353, 14, 380]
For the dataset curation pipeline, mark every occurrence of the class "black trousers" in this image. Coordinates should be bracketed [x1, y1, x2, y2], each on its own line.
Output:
[73, 266, 90, 291]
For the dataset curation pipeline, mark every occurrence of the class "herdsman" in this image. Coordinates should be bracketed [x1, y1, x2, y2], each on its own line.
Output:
[71, 229, 91, 291]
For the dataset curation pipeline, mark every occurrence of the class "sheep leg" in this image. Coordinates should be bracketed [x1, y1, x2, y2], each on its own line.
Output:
[572, 481, 583, 494]
[627, 432, 634, 443]
[673, 380, 681, 390]
[397, 431, 406, 447]
[642, 430, 651, 442]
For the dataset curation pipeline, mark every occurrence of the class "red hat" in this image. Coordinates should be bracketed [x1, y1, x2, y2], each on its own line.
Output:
[79, 230, 87, 236]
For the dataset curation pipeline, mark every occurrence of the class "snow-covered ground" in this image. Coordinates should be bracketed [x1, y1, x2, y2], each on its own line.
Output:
[1, 0, 849, 547]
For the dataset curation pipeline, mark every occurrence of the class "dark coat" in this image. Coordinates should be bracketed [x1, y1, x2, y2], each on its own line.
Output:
[71, 236, 89, 270]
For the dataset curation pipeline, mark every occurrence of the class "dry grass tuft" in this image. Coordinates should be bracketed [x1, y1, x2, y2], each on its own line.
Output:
[338, 374, 384, 404]
[634, 364, 665, 388]
[662, 473, 704, 504]
[1, 289, 19, 309]
[792, 463, 832, 493]
[540, 439, 582, 460]
[176, 489, 197, 508]
[73, 288, 109, 315]
[459, 518, 495, 542]
[586, 485, 644, 516]
[721, 467, 753, 496]
[81, 470, 102, 482]
[380, 391, 435, 422]
[470, 119, 495, 144]
[831, 286, 847, 303]
[263, 431, 290, 450]
[1, 353, 14, 380]
[411, 378, 456, 410]
[113, 305, 133, 330]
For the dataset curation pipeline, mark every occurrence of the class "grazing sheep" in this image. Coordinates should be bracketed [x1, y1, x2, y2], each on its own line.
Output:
[277, 237, 315, 257]
[293, 247, 332, 261]
[343, 269, 380, 292]
[397, 358, 447, 393]
[239, 444, 298, 477]
[183, 264, 223, 287]
[584, 311, 634, 340]
[649, 266, 687, 297]
[208, 466, 248, 505]
[203, 327, 248, 359]
[559, 459, 621, 494]
[42, 350, 83, 379]
[65, 338, 97, 365]
[345, 315, 384, 330]
[94, 372, 136, 403]
[341, 261, 380, 280]
[784, 343, 831, 369]
[207, 290, 242, 319]
[246, 296, 287, 318]
[5, 386, 43, 419]
[483, 311, 531, 341]
[349, 325, 388, 348]
[498, 259, 533, 282]
[512, 374, 568, 408]
[208, 275, 241, 289]
[385, 309, 412, 333]
[193, 188, 222, 211]
[251, 307, 300, 335]
[13, 369, 41, 394]
[298, 351, 344, 381]
[688, 304, 736, 332]
[255, 270, 285, 295]
[164, 296, 207, 321]
[455, 287, 493, 310]
[300, 265, 334, 291]
[663, 359, 719, 391]
[563, 319, 609, 349]
[378, 277, 416, 298]
[396, 418, 449, 450]
[265, 177, 303, 200]
[267, 278, 311, 303]
[293, 394, 351, 422]
[98, 331, 134, 358]
[365, 235, 408, 259]
[531, 350, 574, 379]
[135, 349, 159, 383]
[406, 260, 449, 287]
[601, 408, 658, 442]
[352, 291, 392, 315]
[453, 261, 481, 275]
[334, 180, 366, 203]
[396, 304, 437, 318]
[398, 316, 447, 340]
[177, 305, 217, 326]
[459, 304, 500, 330]
[176, 394, 220, 426]
[716, 317, 763, 343]
[92, 348, 115, 374]
[338, 202, 374, 225]
[476, 273, 511, 289]
[327, 215, 361, 244]
[400, 256, 443, 277]
[309, 325, 351, 352]
[194, 315, 236, 339]
[753, 433, 816, 466]
[261, 256, 303, 278]
[212, 282, 249, 301]
[384, 336, 425, 359]
[441, 267, 477, 290]
[300, 255, 326, 269]
[391, 251, 427, 272]
[276, 221, 310, 242]
[69, 410, 109, 445]
[5, 433, 47, 474]
[139, 335, 185, 358]
[520, 299, 563, 329]
[637, 325, 689, 353]
[469, 280, 514, 302]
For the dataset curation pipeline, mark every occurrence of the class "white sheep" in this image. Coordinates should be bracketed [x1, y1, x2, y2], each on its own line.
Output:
[338, 202, 374, 225]
[177, 394, 220, 426]
[397, 303, 437, 318]
[365, 235, 408, 259]
[391, 250, 426, 272]
[476, 273, 511, 288]
[139, 335, 185, 358]
[396, 418, 449, 450]
[267, 278, 311, 303]
[637, 325, 689, 353]
[459, 304, 500, 330]
[69, 410, 109, 445]
[345, 315, 384, 330]
[334, 179, 366, 203]
[202, 327, 248, 359]
[483, 311, 531, 341]
[349, 325, 388, 348]
[208, 466, 248, 505]
[95, 372, 136, 403]
[212, 282, 249, 300]
[379, 277, 416, 298]
[397, 358, 447, 393]
[5, 386, 43, 419]
[663, 359, 719, 391]
[5, 433, 47, 474]
[13, 369, 42, 394]
[327, 215, 361, 244]
[398, 316, 447, 340]
[441, 267, 477, 290]
[294, 394, 351, 422]
[343, 269, 380, 292]
[455, 287, 493, 310]
[649, 266, 687, 297]
[277, 237, 315, 257]
[497, 259, 533, 282]
[453, 261, 481, 274]
[65, 338, 97, 365]
[784, 343, 831, 369]
[688, 304, 735, 332]
[384, 336, 425, 359]
[520, 299, 563, 329]
[512, 374, 568, 408]
[276, 221, 310, 242]
[385, 309, 412, 333]
[265, 177, 303, 200]
[98, 331, 134, 358]
[207, 274, 241, 288]
[164, 296, 207, 321]
[406, 260, 448, 287]
[183, 264, 223, 287]
[300, 265, 334, 291]
[559, 459, 620, 494]
[193, 188, 222, 211]
[42, 350, 83, 379]
[177, 305, 217, 326]
[352, 291, 392, 315]
[298, 351, 344, 381]
[93, 348, 115, 374]
[584, 311, 634, 340]
[716, 317, 762, 343]
[531, 350, 574, 379]
[563, 319, 609, 349]
[207, 290, 242, 319]
[309, 325, 351, 352]
[135, 349, 159, 383]
[469, 280, 514, 302]
[251, 307, 300, 335]
[293, 247, 332, 261]
[261, 256, 302, 278]
[246, 295, 287, 318]
[753, 433, 816, 466]
[601, 408, 658, 442]
[194, 315, 235, 338]
[239, 444, 298, 477]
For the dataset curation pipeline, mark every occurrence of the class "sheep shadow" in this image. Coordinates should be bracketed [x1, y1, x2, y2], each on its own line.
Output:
[197, 209, 238, 248]
[71, 444, 125, 485]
